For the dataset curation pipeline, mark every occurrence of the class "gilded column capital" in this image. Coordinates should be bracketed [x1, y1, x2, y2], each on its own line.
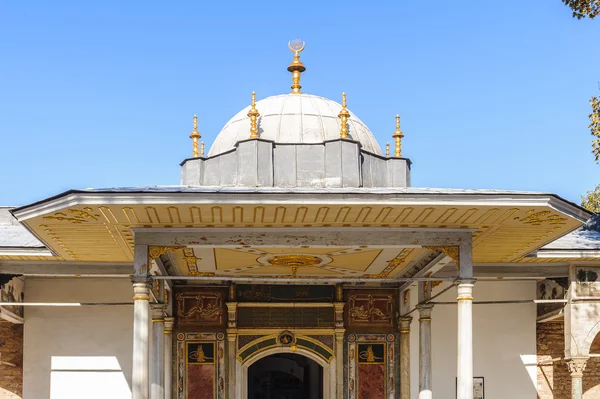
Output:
[164, 317, 174, 334]
[132, 279, 152, 301]
[457, 280, 476, 301]
[567, 357, 588, 377]
[416, 303, 434, 320]
[151, 304, 166, 322]
[398, 316, 413, 333]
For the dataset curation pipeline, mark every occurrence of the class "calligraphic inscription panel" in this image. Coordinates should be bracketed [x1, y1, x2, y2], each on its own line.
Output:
[236, 284, 334, 302]
[345, 290, 396, 331]
[237, 307, 334, 328]
[348, 334, 396, 399]
[176, 288, 227, 329]
[177, 332, 225, 399]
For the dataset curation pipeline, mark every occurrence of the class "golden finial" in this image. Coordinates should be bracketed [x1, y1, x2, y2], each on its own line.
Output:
[392, 114, 404, 157]
[338, 92, 350, 139]
[190, 114, 201, 157]
[386, 143, 390, 157]
[248, 91, 260, 139]
[200, 142, 205, 157]
[287, 40, 306, 94]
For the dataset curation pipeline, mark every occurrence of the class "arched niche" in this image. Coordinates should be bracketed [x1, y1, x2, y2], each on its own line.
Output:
[236, 345, 336, 399]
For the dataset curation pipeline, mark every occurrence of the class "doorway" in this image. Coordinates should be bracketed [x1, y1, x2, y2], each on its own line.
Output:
[247, 353, 323, 399]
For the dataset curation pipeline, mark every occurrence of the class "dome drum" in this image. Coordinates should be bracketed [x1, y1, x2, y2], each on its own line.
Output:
[181, 138, 411, 188]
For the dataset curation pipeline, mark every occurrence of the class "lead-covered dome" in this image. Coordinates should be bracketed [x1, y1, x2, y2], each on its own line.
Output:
[208, 93, 382, 156]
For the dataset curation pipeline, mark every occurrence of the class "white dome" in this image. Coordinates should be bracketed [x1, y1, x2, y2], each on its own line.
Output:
[208, 93, 382, 156]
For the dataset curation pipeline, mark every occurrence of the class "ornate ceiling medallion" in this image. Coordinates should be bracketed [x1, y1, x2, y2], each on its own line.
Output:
[267, 255, 321, 267]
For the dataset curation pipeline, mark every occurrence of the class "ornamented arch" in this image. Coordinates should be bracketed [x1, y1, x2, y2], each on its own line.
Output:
[236, 336, 336, 399]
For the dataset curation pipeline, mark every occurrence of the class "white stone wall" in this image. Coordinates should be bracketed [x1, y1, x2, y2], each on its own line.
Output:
[22, 278, 134, 399]
[409, 281, 537, 399]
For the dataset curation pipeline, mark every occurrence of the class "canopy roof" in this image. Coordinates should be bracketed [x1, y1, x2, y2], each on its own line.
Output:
[4, 186, 591, 279]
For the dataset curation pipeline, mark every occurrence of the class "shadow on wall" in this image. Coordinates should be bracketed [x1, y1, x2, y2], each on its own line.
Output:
[536, 321, 600, 399]
[50, 356, 131, 399]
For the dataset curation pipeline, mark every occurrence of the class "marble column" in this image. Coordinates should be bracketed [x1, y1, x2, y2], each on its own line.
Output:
[164, 317, 174, 399]
[334, 330, 345, 399]
[133, 280, 151, 399]
[456, 281, 475, 399]
[151, 305, 165, 399]
[418, 304, 434, 399]
[567, 357, 588, 399]
[398, 316, 413, 399]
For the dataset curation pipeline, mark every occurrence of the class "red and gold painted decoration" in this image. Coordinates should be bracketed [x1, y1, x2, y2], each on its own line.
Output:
[348, 334, 396, 399]
[345, 290, 396, 331]
[176, 288, 226, 329]
[177, 332, 226, 399]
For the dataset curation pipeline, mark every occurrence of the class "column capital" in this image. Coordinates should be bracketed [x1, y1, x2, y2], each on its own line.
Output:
[417, 303, 434, 320]
[132, 279, 152, 301]
[457, 280, 475, 301]
[164, 316, 175, 334]
[398, 316, 412, 333]
[567, 357, 588, 377]
[151, 304, 166, 321]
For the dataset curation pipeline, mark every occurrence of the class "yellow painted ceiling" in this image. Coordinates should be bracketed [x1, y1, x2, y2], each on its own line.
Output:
[10, 203, 584, 276]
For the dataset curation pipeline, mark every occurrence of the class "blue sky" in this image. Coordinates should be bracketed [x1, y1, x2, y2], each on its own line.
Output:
[0, 1, 598, 206]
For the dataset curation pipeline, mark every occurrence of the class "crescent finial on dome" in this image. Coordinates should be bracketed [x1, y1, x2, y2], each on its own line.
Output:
[287, 40, 306, 94]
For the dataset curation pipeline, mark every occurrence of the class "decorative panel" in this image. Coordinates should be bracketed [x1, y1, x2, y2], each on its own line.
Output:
[176, 332, 225, 399]
[344, 290, 396, 331]
[236, 284, 335, 302]
[348, 334, 396, 399]
[175, 288, 227, 329]
[237, 307, 334, 328]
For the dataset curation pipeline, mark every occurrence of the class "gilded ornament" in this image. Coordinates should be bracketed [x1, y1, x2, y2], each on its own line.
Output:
[43, 208, 100, 224]
[190, 114, 201, 157]
[392, 114, 404, 157]
[287, 40, 306, 94]
[338, 93, 350, 139]
[348, 295, 392, 320]
[516, 210, 567, 226]
[148, 246, 182, 260]
[268, 255, 321, 267]
[248, 91, 260, 139]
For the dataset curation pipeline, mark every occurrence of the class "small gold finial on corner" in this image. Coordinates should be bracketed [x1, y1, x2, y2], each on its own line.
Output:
[200, 142, 205, 157]
[338, 92, 350, 139]
[248, 91, 260, 139]
[392, 114, 404, 158]
[287, 40, 306, 94]
[386, 143, 390, 157]
[190, 114, 201, 157]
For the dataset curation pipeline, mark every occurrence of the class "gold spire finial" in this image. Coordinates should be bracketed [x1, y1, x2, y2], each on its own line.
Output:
[287, 40, 306, 94]
[248, 91, 260, 139]
[338, 92, 350, 139]
[200, 142, 205, 157]
[386, 142, 390, 157]
[190, 114, 201, 157]
[392, 114, 404, 157]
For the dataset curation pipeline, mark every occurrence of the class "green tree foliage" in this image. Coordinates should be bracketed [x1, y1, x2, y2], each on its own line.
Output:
[582, 184, 600, 213]
[563, 0, 600, 19]
[591, 96, 600, 162]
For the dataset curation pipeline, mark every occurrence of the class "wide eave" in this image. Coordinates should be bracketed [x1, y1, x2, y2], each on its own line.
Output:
[6, 186, 591, 272]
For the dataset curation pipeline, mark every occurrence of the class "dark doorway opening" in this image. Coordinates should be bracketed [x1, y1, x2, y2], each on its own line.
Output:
[248, 353, 323, 399]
